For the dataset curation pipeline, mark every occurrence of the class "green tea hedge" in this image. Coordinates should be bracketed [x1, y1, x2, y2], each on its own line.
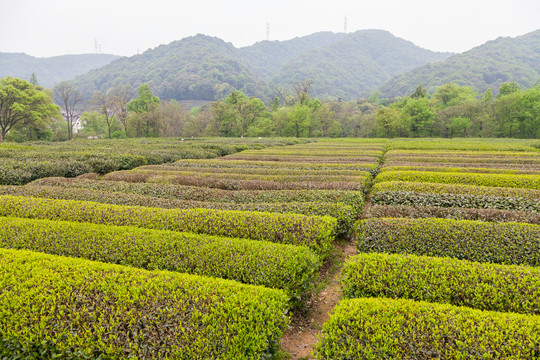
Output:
[30, 178, 365, 210]
[381, 165, 538, 175]
[375, 170, 540, 189]
[0, 216, 319, 302]
[371, 181, 540, 212]
[0, 195, 337, 256]
[341, 252, 540, 314]
[364, 205, 540, 224]
[0, 248, 289, 359]
[356, 218, 540, 266]
[315, 297, 540, 359]
[0, 185, 356, 235]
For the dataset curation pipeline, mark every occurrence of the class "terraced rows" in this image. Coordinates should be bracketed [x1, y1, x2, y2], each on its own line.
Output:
[317, 140, 540, 359]
[2, 137, 540, 359]
[0, 139, 382, 359]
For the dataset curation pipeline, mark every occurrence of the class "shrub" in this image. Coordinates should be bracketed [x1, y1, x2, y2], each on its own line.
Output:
[371, 182, 540, 212]
[364, 205, 540, 224]
[0, 195, 337, 257]
[375, 170, 540, 189]
[0, 248, 289, 359]
[29, 178, 365, 209]
[356, 218, 540, 266]
[0, 216, 319, 303]
[341, 252, 540, 314]
[315, 297, 540, 359]
[381, 165, 537, 175]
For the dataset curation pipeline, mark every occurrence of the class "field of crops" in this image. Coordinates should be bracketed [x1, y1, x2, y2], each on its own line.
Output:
[1, 137, 539, 359]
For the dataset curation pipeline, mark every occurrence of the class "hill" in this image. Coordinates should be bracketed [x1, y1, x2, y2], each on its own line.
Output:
[0, 53, 121, 88]
[72, 30, 453, 101]
[379, 29, 540, 97]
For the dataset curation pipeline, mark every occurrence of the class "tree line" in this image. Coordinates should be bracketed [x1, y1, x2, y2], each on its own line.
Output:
[0, 75, 538, 142]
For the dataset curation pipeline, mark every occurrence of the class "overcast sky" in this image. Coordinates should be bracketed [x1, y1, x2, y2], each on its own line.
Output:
[1, 0, 539, 58]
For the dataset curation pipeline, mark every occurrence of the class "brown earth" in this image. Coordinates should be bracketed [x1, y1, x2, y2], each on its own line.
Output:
[280, 240, 357, 359]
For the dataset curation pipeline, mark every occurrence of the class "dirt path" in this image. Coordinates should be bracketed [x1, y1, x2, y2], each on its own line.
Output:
[280, 240, 357, 359]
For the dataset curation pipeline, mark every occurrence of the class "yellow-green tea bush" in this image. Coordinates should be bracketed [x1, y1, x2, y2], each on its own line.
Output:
[341, 252, 540, 314]
[381, 165, 538, 175]
[0, 216, 319, 302]
[356, 218, 540, 266]
[0, 185, 357, 235]
[375, 170, 540, 189]
[30, 178, 365, 211]
[371, 181, 540, 211]
[315, 297, 540, 359]
[0, 248, 289, 359]
[0, 195, 337, 256]
[364, 205, 540, 224]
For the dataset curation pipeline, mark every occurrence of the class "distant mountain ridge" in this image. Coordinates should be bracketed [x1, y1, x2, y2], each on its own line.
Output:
[70, 30, 453, 101]
[0, 53, 121, 88]
[379, 29, 540, 97]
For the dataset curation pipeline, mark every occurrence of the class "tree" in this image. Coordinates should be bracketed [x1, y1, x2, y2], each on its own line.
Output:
[91, 90, 118, 139]
[410, 84, 427, 99]
[29, 73, 39, 87]
[127, 84, 161, 137]
[53, 81, 83, 140]
[0, 77, 60, 142]
[109, 84, 131, 135]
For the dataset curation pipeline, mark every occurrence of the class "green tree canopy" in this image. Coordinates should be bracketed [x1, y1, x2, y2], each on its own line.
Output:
[127, 84, 160, 114]
[0, 77, 60, 142]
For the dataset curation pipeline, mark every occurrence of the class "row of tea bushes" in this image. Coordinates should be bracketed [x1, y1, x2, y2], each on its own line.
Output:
[315, 297, 540, 359]
[0, 185, 356, 235]
[375, 170, 540, 189]
[371, 181, 540, 212]
[0, 248, 289, 359]
[171, 159, 378, 173]
[0, 138, 302, 184]
[341, 252, 540, 314]
[356, 217, 540, 266]
[385, 138, 540, 151]
[0, 195, 337, 257]
[0, 216, 319, 303]
[103, 171, 369, 191]
[381, 165, 539, 175]
[29, 178, 365, 210]
[364, 204, 540, 224]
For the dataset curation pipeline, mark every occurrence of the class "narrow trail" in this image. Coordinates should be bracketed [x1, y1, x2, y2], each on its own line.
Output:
[280, 240, 357, 359]
[280, 146, 389, 359]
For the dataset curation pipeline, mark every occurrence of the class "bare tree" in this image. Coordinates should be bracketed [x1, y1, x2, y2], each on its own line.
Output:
[53, 81, 83, 140]
[293, 79, 313, 105]
[90, 91, 115, 139]
[109, 84, 131, 135]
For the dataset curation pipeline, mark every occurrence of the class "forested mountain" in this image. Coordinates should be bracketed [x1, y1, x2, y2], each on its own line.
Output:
[269, 30, 452, 99]
[0, 53, 120, 88]
[379, 29, 540, 97]
[71, 30, 453, 101]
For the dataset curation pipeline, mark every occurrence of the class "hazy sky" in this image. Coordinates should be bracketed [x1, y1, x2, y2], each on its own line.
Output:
[1, 0, 539, 58]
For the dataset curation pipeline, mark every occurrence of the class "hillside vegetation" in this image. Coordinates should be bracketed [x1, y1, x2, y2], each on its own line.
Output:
[380, 29, 540, 97]
[71, 30, 452, 101]
[0, 53, 120, 88]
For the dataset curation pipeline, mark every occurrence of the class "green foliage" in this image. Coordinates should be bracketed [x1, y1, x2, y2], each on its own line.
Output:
[371, 181, 540, 211]
[380, 29, 540, 98]
[0, 184, 357, 236]
[0, 137, 296, 183]
[315, 297, 540, 359]
[342, 252, 540, 314]
[356, 217, 540, 266]
[0, 195, 337, 256]
[364, 204, 539, 224]
[0, 77, 61, 142]
[0, 216, 319, 303]
[375, 170, 540, 189]
[0, 247, 289, 359]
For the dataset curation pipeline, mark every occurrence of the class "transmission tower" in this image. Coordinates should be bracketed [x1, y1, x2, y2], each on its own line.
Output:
[266, 22, 270, 41]
[344, 16, 347, 33]
[94, 39, 99, 53]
